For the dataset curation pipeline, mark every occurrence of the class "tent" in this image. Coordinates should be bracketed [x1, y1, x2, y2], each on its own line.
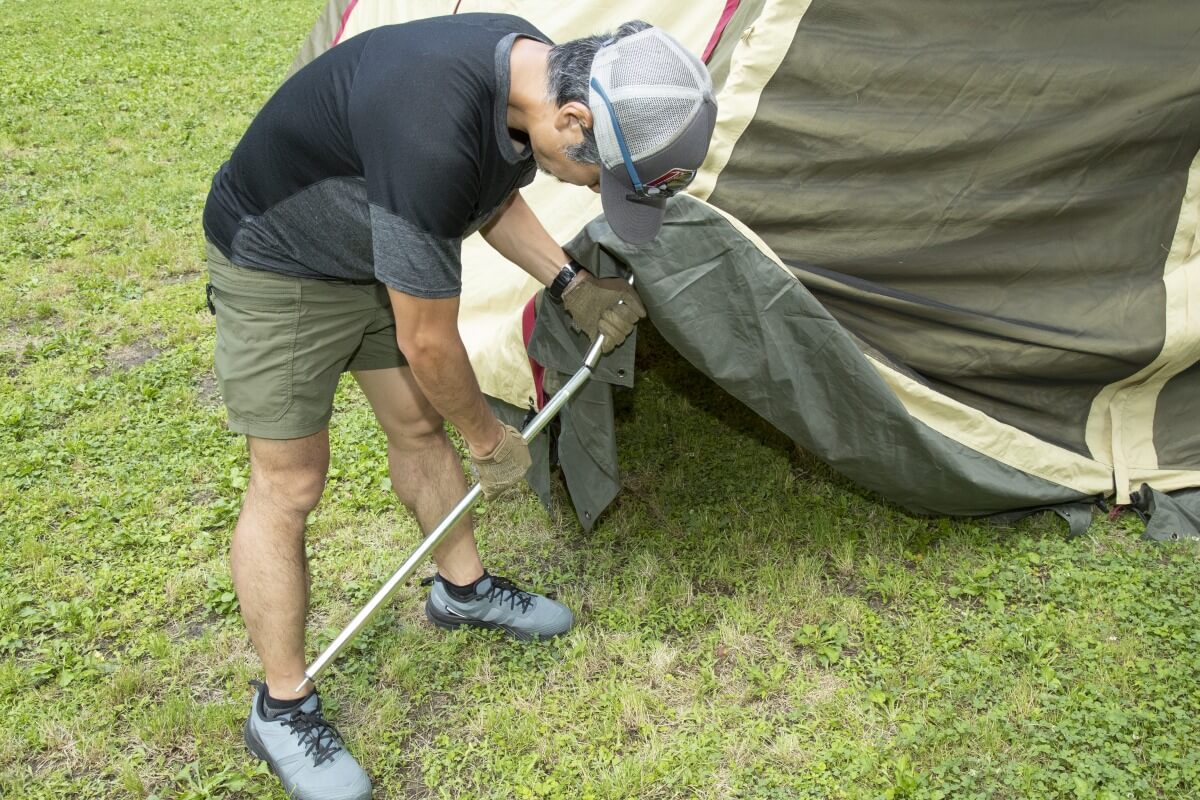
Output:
[289, 0, 1200, 539]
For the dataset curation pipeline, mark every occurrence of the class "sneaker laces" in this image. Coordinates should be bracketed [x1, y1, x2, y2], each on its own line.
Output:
[483, 574, 535, 613]
[252, 681, 345, 767]
[285, 710, 346, 767]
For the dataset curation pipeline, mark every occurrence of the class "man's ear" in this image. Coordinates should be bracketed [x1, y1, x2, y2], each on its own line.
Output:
[556, 100, 593, 134]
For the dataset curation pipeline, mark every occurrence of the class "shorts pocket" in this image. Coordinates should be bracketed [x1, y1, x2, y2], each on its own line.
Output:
[210, 279, 300, 425]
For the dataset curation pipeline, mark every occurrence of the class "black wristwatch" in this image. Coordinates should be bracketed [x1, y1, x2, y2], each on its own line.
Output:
[547, 259, 580, 302]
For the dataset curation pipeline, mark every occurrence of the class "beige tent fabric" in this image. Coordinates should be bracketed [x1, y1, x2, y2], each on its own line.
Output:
[333, 0, 445, 41]
[691, 0, 812, 203]
[289, 0, 351, 75]
[323, 0, 725, 408]
[875, 362, 1114, 496]
[1085, 152, 1200, 502]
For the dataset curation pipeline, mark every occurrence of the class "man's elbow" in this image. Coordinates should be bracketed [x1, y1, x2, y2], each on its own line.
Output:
[395, 330, 455, 368]
[480, 191, 519, 239]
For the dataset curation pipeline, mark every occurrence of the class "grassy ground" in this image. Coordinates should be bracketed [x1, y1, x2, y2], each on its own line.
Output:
[2, 1, 1199, 798]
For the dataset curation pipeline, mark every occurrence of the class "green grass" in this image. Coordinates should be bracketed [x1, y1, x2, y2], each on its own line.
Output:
[2, 1, 1199, 798]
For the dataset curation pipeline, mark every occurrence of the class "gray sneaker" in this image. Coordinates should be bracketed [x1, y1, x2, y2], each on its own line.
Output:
[244, 681, 372, 800]
[424, 573, 574, 641]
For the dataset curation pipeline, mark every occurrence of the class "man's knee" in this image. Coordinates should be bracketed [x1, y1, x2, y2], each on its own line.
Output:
[246, 434, 330, 515]
[249, 465, 327, 515]
[387, 416, 450, 453]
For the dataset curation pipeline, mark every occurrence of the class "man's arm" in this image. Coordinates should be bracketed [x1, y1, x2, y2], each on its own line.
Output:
[389, 288, 531, 498]
[387, 288, 503, 456]
[479, 190, 565, 285]
[480, 191, 646, 353]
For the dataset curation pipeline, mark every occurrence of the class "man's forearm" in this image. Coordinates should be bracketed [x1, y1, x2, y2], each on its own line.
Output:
[403, 337, 501, 455]
[480, 190, 567, 286]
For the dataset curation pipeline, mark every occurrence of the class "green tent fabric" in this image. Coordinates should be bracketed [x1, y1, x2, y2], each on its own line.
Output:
[292, 0, 1200, 538]
[705, 0, 1200, 478]
[528, 199, 1112, 536]
[527, 193, 1200, 540]
[693, 0, 1200, 535]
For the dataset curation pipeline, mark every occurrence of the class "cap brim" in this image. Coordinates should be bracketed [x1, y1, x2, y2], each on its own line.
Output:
[600, 167, 667, 245]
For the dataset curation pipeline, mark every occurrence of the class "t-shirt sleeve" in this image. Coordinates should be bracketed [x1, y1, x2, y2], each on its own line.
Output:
[368, 204, 463, 298]
[352, 72, 481, 296]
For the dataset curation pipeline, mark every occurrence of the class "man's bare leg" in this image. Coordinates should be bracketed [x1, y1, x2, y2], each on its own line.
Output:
[353, 367, 483, 585]
[230, 430, 330, 699]
[354, 366, 573, 639]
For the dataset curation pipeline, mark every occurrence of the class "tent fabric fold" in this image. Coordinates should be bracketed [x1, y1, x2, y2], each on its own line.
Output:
[536, 197, 1200, 539]
[553, 198, 1102, 516]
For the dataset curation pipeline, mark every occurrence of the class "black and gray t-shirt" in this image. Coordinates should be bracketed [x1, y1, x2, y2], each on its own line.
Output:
[202, 13, 546, 298]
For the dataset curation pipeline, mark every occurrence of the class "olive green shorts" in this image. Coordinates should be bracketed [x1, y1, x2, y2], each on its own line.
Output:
[205, 241, 406, 439]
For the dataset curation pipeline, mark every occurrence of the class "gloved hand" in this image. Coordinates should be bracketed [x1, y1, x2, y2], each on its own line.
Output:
[469, 423, 532, 500]
[561, 270, 647, 354]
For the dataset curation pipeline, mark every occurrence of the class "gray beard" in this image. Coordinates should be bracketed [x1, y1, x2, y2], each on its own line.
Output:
[564, 139, 600, 165]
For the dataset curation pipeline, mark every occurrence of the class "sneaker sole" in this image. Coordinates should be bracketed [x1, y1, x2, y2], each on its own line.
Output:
[245, 716, 269, 760]
[424, 603, 564, 642]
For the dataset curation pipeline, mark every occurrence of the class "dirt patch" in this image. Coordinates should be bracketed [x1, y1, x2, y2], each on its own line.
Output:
[0, 326, 47, 376]
[164, 616, 209, 642]
[160, 271, 201, 286]
[0, 326, 42, 357]
[191, 488, 218, 505]
[803, 671, 847, 705]
[196, 372, 221, 407]
[106, 341, 161, 371]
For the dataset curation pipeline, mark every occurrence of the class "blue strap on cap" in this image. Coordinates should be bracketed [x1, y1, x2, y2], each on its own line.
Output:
[590, 76, 644, 193]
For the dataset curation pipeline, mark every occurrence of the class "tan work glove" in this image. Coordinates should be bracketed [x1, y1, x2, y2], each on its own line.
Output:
[469, 423, 532, 500]
[561, 271, 646, 354]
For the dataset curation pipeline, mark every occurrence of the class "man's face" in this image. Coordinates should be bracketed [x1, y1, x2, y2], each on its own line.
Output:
[528, 100, 602, 193]
[532, 145, 601, 193]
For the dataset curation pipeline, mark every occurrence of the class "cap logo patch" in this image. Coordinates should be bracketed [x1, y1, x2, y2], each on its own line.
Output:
[646, 168, 696, 193]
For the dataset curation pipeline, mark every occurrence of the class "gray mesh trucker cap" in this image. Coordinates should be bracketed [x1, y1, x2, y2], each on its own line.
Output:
[589, 28, 717, 244]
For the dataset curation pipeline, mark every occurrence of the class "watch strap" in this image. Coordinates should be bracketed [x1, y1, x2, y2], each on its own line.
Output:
[547, 260, 579, 301]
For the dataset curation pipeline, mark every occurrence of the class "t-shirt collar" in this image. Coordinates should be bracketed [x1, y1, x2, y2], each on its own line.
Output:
[494, 32, 548, 164]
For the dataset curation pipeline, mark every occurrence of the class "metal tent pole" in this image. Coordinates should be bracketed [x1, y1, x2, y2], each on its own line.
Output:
[297, 325, 614, 692]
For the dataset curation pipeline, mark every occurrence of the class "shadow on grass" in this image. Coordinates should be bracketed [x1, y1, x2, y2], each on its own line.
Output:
[615, 322, 923, 520]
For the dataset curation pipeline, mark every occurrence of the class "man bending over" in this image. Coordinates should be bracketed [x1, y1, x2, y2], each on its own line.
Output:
[202, 13, 716, 799]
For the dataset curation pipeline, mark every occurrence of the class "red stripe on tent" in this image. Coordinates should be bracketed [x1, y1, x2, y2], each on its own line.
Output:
[335, 2, 734, 56]
[521, 295, 547, 411]
[702, 0, 741, 62]
[336, 0, 461, 47]
[331, 0, 360, 46]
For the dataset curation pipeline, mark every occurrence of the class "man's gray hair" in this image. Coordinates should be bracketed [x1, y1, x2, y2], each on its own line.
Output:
[546, 20, 651, 165]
